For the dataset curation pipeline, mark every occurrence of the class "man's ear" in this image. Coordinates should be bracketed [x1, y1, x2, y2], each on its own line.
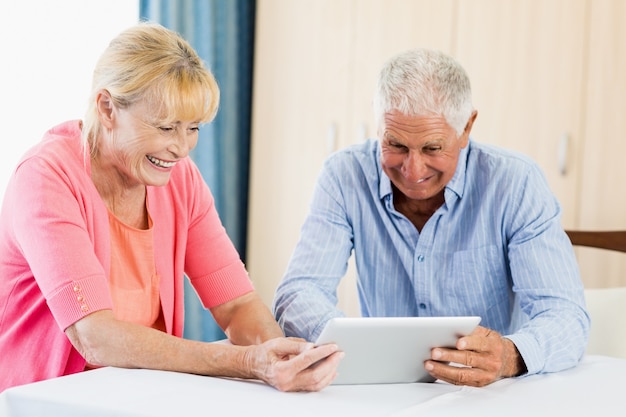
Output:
[459, 110, 478, 148]
[96, 89, 115, 129]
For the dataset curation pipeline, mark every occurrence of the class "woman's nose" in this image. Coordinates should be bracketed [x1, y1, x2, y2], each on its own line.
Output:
[168, 132, 193, 158]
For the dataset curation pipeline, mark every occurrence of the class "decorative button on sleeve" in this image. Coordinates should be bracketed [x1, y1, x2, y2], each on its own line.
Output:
[72, 282, 89, 312]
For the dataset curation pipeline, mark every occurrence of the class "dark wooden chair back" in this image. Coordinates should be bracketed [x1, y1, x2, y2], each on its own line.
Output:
[565, 230, 626, 253]
[564, 229, 626, 358]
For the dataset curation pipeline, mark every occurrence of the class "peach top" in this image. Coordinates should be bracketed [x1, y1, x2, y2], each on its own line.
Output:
[108, 210, 165, 331]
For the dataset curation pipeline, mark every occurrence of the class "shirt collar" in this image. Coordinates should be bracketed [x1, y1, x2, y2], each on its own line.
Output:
[446, 141, 470, 200]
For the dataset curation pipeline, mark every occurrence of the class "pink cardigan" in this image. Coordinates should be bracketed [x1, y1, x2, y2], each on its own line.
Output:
[0, 121, 254, 391]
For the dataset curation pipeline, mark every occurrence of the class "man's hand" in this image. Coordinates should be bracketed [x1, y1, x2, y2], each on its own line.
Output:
[424, 326, 527, 387]
[243, 338, 344, 392]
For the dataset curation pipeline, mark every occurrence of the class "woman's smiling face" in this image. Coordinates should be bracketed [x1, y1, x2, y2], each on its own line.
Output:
[379, 110, 473, 202]
[98, 96, 201, 188]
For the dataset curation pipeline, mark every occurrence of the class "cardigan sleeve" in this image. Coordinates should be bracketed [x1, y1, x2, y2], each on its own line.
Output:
[172, 159, 254, 309]
[9, 152, 113, 331]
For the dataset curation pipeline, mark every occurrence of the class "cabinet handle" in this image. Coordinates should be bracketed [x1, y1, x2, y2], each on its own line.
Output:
[558, 133, 569, 176]
[327, 122, 337, 155]
[357, 122, 368, 143]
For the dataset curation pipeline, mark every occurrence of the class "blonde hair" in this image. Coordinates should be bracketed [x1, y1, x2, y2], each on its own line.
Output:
[82, 22, 220, 154]
[373, 48, 473, 136]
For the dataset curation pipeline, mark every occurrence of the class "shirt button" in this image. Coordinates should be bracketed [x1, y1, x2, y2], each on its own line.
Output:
[77, 295, 84, 302]
[417, 255, 425, 262]
[80, 304, 89, 312]
[73, 284, 82, 292]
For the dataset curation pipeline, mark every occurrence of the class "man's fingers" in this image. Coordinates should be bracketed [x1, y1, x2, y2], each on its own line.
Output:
[425, 359, 491, 387]
[458, 325, 500, 353]
[427, 326, 511, 387]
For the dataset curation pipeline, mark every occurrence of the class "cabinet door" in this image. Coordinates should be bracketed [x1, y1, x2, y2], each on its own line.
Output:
[247, 0, 354, 306]
[576, 0, 626, 287]
[346, 0, 457, 148]
[453, 0, 587, 227]
[338, 0, 458, 315]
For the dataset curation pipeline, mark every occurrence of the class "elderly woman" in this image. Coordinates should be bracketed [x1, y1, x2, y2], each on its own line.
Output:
[0, 22, 341, 393]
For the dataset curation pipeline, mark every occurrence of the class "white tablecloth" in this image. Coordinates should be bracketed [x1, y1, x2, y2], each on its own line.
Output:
[0, 355, 621, 417]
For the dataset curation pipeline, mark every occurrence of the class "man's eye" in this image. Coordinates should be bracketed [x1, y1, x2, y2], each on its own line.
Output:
[424, 146, 441, 153]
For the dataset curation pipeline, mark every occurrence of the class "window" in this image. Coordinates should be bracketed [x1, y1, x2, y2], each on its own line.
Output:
[0, 0, 139, 202]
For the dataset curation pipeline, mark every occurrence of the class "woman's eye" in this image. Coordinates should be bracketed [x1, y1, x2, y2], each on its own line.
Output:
[158, 126, 178, 136]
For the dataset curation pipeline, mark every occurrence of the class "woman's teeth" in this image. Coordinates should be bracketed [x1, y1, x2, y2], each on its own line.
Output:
[146, 155, 176, 168]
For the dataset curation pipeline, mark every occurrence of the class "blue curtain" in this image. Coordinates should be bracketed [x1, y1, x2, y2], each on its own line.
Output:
[140, 0, 256, 342]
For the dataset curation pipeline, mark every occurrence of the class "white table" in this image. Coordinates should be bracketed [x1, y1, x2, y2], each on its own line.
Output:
[0, 355, 621, 416]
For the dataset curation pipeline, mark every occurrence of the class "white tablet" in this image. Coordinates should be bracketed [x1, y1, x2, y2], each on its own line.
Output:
[315, 316, 481, 385]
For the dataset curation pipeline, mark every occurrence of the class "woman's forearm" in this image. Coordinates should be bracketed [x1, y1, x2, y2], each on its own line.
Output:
[65, 309, 254, 379]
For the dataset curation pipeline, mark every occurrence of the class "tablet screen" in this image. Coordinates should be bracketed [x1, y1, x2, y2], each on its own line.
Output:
[315, 316, 481, 384]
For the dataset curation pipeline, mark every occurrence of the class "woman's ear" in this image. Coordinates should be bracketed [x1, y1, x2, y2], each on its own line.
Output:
[96, 89, 115, 129]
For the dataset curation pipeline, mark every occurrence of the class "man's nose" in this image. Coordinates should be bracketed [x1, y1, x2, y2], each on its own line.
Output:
[401, 151, 426, 182]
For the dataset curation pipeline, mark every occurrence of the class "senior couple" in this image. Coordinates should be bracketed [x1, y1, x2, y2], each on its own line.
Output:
[0, 23, 588, 393]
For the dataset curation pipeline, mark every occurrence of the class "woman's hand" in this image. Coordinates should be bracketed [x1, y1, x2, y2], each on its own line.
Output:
[242, 338, 344, 392]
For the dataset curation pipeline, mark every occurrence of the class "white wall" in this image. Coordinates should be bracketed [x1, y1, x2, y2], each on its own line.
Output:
[0, 0, 139, 203]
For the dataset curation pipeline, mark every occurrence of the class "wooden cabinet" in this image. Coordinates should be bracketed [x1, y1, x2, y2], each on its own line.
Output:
[346, 0, 457, 147]
[247, 0, 626, 313]
[453, 0, 587, 227]
[247, 0, 354, 310]
[247, 0, 457, 314]
[450, 0, 626, 288]
[576, 0, 626, 287]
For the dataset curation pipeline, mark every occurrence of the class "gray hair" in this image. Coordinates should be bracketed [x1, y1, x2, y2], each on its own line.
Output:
[373, 48, 473, 136]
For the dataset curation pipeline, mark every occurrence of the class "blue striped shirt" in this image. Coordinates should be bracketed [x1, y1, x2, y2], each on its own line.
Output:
[273, 138, 589, 375]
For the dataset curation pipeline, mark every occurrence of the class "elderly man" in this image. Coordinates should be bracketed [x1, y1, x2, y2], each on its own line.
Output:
[273, 48, 589, 387]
